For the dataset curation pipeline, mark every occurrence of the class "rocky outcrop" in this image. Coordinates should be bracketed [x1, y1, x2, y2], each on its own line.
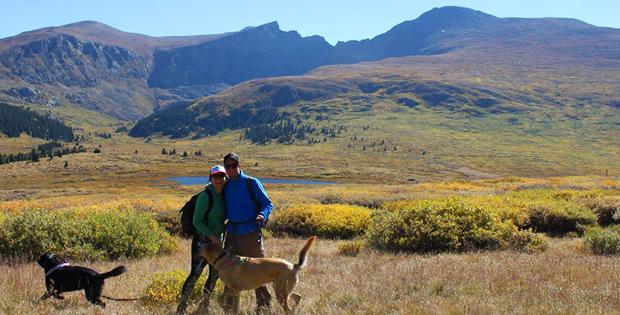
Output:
[2, 86, 47, 104]
[0, 34, 149, 87]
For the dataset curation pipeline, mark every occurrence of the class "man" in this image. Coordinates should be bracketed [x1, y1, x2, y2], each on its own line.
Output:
[221, 152, 273, 311]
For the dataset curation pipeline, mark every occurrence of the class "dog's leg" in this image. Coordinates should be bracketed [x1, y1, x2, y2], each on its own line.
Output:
[85, 283, 106, 308]
[230, 288, 240, 315]
[40, 291, 53, 300]
[275, 291, 292, 314]
[274, 277, 298, 314]
[290, 292, 302, 307]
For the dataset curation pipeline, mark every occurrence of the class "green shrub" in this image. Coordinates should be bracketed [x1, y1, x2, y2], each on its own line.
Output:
[143, 269, 223, 305]
[579, 197, 620, 226]
[153, 209, 184, 237]
[0, 207, 178, 261]
[367, 198, 547, 253]
[524, 201, 596, 235]
[269, 204, 373, 239]
[584, 227, 620, 255]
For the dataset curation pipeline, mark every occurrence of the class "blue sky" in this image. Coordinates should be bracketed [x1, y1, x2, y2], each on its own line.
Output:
[1, 0, 619, 45]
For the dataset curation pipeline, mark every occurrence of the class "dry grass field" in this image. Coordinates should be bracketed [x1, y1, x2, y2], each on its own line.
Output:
[2, 237, 620, 314]
[2, 132, 620, 314]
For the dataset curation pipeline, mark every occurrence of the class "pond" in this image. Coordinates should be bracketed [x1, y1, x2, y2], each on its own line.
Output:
[165, 177, 337, 185]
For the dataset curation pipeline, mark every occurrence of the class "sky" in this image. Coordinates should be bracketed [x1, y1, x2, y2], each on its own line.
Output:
[1, 0, 619, 45]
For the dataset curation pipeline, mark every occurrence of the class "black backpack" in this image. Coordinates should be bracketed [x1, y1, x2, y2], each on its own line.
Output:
[179, 189, 214, 236]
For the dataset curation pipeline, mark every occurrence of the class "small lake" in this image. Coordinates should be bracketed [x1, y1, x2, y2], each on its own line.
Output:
[165, 177, 337, 185]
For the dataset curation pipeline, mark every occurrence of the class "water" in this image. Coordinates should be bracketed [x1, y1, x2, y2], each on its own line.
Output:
[165, 176, 337, 185]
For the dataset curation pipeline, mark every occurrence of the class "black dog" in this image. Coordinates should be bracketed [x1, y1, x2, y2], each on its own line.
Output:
[37, 253, 127, 308]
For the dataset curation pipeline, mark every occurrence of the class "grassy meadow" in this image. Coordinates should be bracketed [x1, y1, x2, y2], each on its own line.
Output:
[1, 161, 620, 313]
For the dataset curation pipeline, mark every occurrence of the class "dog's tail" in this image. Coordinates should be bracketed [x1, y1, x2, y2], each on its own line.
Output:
[99, 266, 127, 280]
[293, 236, 316, 270]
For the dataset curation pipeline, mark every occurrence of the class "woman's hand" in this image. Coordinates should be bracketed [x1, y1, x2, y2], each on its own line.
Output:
[209, 235, 223, 248]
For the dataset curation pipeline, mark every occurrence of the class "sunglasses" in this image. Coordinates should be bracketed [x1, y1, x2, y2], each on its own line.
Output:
[224, 163, 238, 169]
[211, 173, 227, 179]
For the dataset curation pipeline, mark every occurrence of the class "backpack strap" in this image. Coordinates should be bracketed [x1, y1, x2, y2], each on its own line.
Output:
[246, 176, 261, 216]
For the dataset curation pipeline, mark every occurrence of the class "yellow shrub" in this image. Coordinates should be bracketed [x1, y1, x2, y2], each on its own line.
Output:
[143, 269, 223, 305]
[270, 203, 373, 238]
[368, 198, 547, 253]
[338, 239, 366, 256]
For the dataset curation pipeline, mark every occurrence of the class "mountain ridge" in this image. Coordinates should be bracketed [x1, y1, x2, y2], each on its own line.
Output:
[0, 6, 619, 123]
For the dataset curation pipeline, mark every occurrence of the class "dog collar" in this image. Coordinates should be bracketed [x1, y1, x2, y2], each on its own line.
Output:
[45, 263, 70, 276]
[213, 252, 227, 266]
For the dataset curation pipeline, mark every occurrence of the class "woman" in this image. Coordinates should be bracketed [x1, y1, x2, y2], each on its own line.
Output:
[177, 165, 227, 314]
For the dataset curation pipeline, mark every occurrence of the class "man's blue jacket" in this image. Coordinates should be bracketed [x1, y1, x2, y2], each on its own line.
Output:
[224, 171, 273, 235]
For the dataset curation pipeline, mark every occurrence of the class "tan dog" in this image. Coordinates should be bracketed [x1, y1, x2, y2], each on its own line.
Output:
[198, 236, 316, 314]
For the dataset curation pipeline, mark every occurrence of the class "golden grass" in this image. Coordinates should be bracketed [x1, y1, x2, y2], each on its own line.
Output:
[3, 237, 620, 314]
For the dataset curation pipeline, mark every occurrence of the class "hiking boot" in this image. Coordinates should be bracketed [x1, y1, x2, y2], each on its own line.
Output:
[197, 296, 211, 313]
[175, 301, 188, 315]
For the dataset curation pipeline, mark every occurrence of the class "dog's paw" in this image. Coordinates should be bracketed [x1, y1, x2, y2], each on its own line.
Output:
[290, 292, 302, 305]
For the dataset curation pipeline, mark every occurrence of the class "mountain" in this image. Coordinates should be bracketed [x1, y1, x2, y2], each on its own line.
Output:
[1, 6, 620, 127]
[0, 21, 230, 121]
[131, 6, 620, 138]
[125, 7, 620, 179]
[147, 22, 333, 88]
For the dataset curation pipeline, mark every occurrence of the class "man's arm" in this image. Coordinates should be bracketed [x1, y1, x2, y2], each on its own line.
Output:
[252, 178, 273, 224]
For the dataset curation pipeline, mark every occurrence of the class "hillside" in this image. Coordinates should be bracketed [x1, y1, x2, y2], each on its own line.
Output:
[0, 22, 234, 121]
[0, 102, 74, 141]
[1, 6, 619, 180]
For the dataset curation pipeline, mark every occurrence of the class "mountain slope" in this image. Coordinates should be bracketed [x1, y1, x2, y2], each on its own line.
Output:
[147, 22, 333, 88]
[0, 22, 234, 121]
[0, 102, 74, 140]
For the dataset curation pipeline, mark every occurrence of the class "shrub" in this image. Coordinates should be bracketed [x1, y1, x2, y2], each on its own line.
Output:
[524, 201, 596, 235]
[578, 197, 620, 226]
[0, 207, 178, 261]
[269, 204, 373, 238]
[367, 198, 547, 253]
[153, 209, 184, 237]
[584, 227, 620, 255]
[143, 269, 224, 305]
[338, 239, 366, 257]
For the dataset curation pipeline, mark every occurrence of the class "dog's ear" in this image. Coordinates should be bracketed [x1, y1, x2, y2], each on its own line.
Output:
[37, 254, 48, 267]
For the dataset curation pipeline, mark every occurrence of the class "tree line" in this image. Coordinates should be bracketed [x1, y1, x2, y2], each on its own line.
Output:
[0, 141, 86, 165]
[0, 102, 75, 141]
[129, 103, 281, 139]
[242, 118, 346, 145]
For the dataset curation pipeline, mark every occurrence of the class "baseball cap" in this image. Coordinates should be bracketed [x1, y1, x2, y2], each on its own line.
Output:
[209, 165, 226, 177]
[223, 153, 239, 164]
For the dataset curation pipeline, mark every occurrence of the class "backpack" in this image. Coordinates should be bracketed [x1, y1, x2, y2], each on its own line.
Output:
[179, 189, 214, 236]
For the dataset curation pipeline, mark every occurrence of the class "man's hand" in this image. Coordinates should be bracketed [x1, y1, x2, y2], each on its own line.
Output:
[256, 215, 266, 228]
